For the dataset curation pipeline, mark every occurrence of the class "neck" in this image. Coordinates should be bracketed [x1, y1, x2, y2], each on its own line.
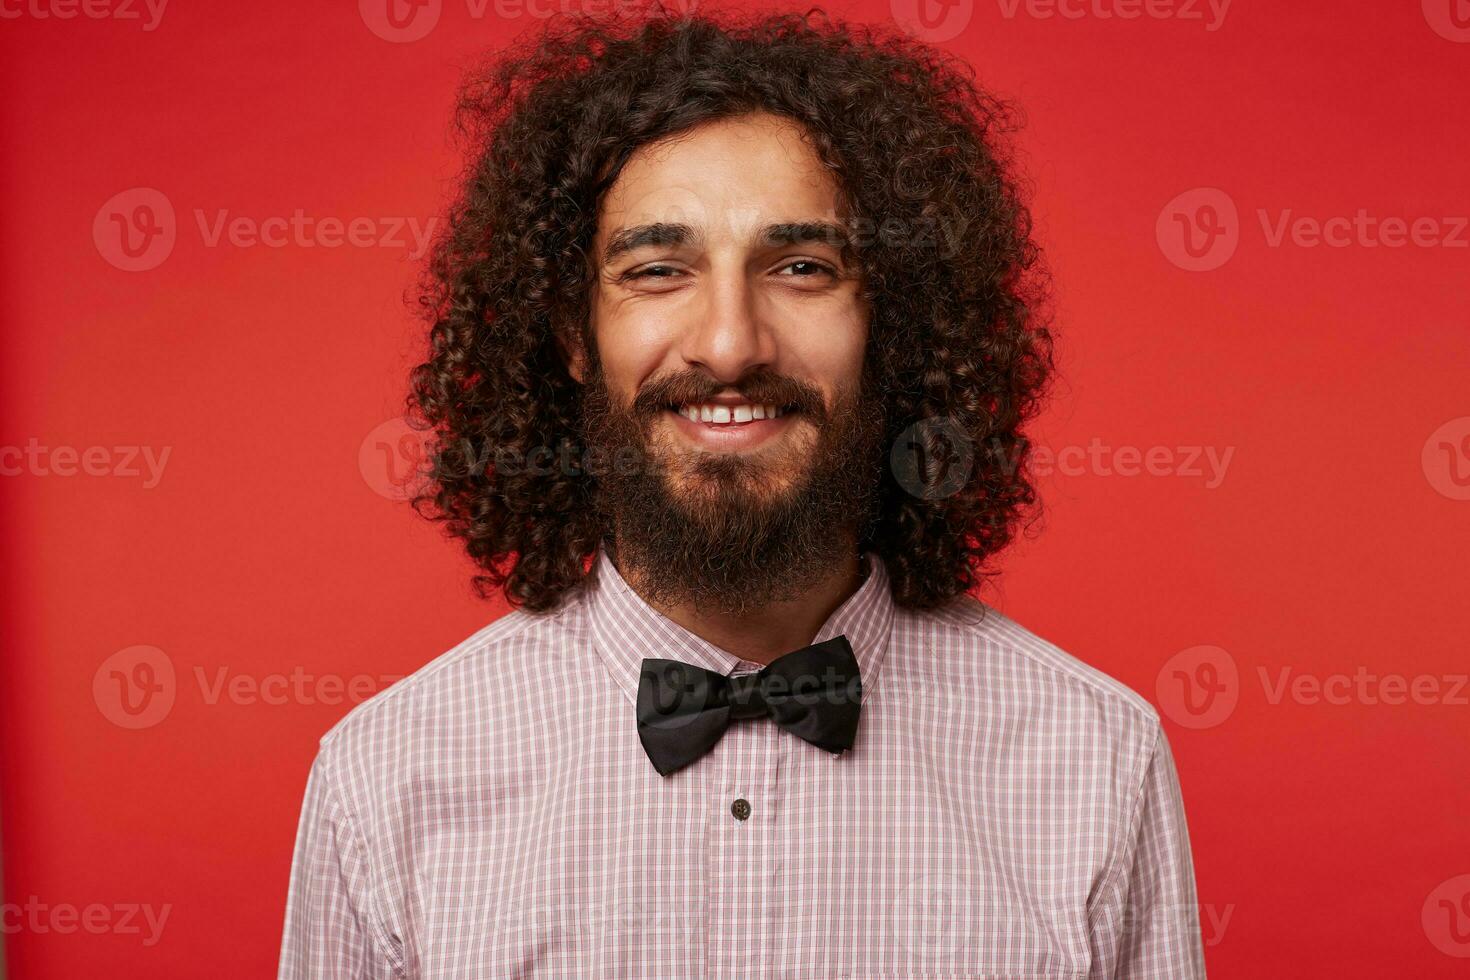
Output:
[611, 535, 866, 666]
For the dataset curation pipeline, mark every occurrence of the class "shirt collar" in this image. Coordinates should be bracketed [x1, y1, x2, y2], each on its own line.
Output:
[585, 541, 896, 707]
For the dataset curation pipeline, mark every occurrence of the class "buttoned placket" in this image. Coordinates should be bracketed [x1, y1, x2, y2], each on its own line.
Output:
[706, 661, 786, 980]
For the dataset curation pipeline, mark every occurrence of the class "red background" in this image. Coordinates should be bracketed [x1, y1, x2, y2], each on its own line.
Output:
[3, 0, 1468, 976]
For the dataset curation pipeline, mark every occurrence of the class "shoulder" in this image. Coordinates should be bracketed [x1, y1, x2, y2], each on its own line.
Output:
[930, 592, 1160, 724]
[896, 592, 1164, 765]
[311, 591, 588, 768]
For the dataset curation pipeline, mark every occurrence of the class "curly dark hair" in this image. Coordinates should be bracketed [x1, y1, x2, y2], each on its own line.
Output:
[406, 4, 1055, 614]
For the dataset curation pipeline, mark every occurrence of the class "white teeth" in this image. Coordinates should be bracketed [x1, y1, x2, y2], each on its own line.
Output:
[674, 402, 788, 424]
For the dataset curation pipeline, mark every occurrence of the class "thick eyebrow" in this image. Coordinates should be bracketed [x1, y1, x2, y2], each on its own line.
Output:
[599, 220, 853, 267]
[758, 221, 852, 251]
[601, 222, 700, 267]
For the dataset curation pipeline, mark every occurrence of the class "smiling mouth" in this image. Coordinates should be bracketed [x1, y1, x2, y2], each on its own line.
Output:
[658, 400, 802, 453]
[663, 401, 799, 426]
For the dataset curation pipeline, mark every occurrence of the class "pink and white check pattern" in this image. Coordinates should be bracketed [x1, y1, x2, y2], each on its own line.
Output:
[279, 545, 1207, 978]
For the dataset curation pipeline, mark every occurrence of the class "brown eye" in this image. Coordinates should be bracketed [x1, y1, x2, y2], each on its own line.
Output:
[778, 260, 837, 278]
[624, 264, 682, 281]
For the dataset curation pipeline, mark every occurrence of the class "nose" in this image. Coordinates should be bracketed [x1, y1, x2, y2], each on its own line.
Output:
[675, 266, 776, 384]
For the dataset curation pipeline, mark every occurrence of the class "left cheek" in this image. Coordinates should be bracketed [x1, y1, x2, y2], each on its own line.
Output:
[782, 321, 866, 390]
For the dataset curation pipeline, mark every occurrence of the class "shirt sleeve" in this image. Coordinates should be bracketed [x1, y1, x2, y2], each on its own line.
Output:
[278, 750, 403, 980]
[1091, 723, 1208, 979]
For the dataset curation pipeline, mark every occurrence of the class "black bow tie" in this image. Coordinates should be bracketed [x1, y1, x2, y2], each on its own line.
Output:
[636, 635, 863, 777]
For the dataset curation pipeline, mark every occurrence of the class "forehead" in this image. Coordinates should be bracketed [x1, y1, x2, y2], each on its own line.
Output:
[595, 112, 844, 246]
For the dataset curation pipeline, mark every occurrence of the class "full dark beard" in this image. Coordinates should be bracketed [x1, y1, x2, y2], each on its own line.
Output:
[578, 363, 887, 616]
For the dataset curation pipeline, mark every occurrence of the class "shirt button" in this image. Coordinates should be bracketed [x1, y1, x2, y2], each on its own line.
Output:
[730, 798, 751, 821]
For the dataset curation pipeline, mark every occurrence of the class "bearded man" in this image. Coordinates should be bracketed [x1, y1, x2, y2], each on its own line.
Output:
[279, 9, 1207, 978]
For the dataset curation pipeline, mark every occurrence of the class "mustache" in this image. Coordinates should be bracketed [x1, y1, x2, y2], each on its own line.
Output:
[630, 370, 827, 420]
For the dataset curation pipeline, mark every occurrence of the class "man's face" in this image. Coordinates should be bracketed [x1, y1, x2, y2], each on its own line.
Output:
[572, 111, 886, 613]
